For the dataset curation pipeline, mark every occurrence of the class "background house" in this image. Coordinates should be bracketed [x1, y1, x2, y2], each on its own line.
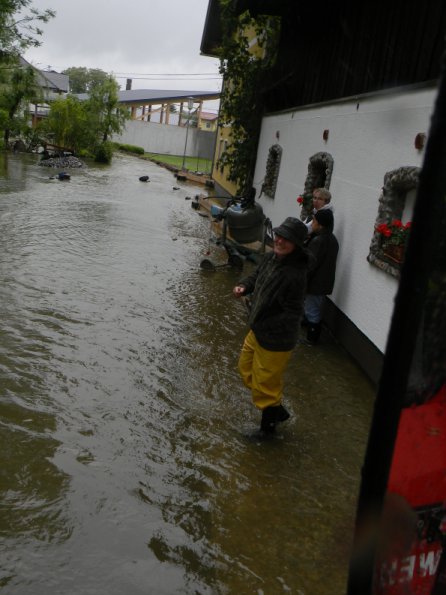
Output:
[18, 58, 69, 126]
[198, 111, 218, 132]
[200, 0, 446, 383]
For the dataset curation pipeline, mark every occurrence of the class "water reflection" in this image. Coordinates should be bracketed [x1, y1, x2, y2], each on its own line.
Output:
[0, 152, 375, 593]
[0, 153, 30, 191]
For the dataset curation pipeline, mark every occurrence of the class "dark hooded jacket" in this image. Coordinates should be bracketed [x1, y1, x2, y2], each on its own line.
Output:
[306, 228, 339, 295]
[239, 248, 311, 351]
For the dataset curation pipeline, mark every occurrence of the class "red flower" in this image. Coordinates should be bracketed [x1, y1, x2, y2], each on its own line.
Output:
[297, 196, 304, 205]
[376, 223, 392, 237]
[377, 220, 412, 246]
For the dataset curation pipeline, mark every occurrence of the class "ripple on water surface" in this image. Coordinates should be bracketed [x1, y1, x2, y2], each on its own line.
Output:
[0, 153, 375, 594]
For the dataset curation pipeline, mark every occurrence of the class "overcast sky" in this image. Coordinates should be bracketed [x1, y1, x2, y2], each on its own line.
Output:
[24, 0, 222, 101]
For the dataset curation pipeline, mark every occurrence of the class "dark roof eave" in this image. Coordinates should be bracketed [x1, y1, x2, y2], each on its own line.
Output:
[75, 89, 220, 104]
[200, 0, 222, 57]
[200, 0, 290, 56]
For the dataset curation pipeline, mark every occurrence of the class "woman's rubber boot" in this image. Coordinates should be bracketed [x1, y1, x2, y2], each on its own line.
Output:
[260, 406, 278, 435]
[277, 404, 290, 422]
[306, 323, 321, 344]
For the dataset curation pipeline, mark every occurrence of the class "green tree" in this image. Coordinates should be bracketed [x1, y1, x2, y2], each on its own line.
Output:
[217, 2, 279, 194]
[41, 95, 91, 153]
[0, 0, 55, 56]
[0, 62, 41, 146]
[63, 66, 109, 94]
[0, 1, 54, 147]
[42, 76, 128, 163]
[86, 76, 128, 143]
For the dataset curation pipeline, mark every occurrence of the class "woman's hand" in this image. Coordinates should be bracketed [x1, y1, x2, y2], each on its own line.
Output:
[233, 285, 246, 298]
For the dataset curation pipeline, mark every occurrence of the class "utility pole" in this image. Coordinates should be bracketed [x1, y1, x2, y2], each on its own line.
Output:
[181, 97, 194, 171]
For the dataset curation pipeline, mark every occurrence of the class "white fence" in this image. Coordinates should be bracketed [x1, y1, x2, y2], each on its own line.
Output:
[114, 120, 216, 160]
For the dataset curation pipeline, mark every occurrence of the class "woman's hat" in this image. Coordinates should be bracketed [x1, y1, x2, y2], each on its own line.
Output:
[273, 217, 308, 246]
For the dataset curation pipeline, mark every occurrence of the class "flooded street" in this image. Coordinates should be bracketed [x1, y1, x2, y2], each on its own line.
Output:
[0, 152, 375, 594]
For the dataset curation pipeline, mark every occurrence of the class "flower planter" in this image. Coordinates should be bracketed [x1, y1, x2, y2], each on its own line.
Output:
[383, 244, 405, 264]
[376, 220, 412, 265]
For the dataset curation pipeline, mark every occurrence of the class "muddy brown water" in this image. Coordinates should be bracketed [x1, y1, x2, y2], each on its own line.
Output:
[0, 152, 375, 594]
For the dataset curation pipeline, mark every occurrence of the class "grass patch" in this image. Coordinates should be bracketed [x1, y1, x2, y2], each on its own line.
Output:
[145, 153, 212, 174]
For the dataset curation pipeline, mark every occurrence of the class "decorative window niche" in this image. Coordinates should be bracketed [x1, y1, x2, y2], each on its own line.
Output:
[367, 166, 419, 278]
[300, 152, 334, 219]
[261, 144, 282, 198]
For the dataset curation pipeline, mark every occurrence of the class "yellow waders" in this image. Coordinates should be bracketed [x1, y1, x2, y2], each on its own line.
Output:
[238, 330, 292, 410]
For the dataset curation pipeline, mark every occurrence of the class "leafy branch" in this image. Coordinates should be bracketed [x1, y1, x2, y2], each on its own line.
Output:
[0, 1, 55, 54]
[216, 0, 279, 194]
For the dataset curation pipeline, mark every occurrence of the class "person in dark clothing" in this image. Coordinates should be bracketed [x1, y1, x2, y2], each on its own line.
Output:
[304, 209, 339, 344]
[233, 217, 311, 436]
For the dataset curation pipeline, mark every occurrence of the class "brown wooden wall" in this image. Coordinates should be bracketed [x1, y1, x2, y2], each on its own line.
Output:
[258, 0, 446, 111]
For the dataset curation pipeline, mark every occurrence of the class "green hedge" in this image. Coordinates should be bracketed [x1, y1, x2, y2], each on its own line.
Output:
[115, 143, 145, 155]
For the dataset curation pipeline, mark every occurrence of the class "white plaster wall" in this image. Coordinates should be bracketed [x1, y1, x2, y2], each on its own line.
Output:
[253, 86, 436, 352]
[114, 120, 198, 156]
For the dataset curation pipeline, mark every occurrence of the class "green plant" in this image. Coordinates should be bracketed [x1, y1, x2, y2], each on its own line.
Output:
[217, 2, 279, 194]
[0, 62, 41, 146]
[77, 148, 94, 159]
[87, 76, 128, 143]
[116, 143, 144, 155]
[94, 141, 114, 163]
[0, 0, 55, 55]
[42, 76, 127, 159]
[62, 66, 109, 94]
[40, 95, 92, 152]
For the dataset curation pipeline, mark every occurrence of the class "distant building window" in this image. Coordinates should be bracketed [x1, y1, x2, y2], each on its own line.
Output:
[261, 144, 282, 199]
[367, 166, 419, 278]
[206, 122, 211, 129]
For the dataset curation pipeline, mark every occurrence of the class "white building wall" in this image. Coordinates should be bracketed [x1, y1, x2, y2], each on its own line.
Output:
[253, 86, 436, 352]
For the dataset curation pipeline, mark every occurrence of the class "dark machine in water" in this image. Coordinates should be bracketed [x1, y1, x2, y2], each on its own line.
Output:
[199, 189, 272, 272]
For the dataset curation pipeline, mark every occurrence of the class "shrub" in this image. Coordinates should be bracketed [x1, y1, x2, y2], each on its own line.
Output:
[116, 143, 144, 155]
[94, 141, 114, 163]
[78, 148, 95, 159]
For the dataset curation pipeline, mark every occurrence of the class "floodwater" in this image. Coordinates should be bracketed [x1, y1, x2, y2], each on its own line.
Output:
[0, 152, 375, 594]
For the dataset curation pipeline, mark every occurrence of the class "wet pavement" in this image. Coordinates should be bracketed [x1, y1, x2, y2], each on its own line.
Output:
[0, 151, 376, 594]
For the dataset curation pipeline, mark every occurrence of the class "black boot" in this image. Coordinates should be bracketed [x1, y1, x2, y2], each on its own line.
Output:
[260, 406, 278, 434]
[306, 323, 321, 344]
[276, 404, 290, 422]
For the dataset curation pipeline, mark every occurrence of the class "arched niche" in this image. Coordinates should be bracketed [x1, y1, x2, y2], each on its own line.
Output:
[261, 144, 282, 198]
[301, 152, 334, 219]
[367, 166, 420, 278]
